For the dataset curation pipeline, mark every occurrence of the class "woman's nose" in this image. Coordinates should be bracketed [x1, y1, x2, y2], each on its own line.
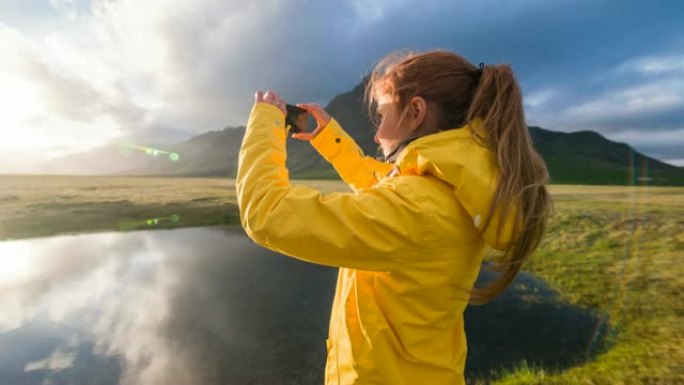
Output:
[374, 133, 380, 144]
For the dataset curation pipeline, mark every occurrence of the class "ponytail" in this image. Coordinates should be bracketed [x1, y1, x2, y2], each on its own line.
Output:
[364, 50, 551, 305]
[466, 64, 552, 305]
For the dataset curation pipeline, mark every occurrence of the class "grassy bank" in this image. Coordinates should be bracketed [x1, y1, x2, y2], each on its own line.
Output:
[0, 175, 347, 240]
[1, 175, 682, 383]
[482, 185, 683, 384]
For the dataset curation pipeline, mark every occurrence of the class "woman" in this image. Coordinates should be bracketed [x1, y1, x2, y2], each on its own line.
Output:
[236, 49, 550, 385]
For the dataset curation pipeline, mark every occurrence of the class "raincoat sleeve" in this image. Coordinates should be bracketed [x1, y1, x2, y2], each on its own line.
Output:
[309, 118, 394, 193]
[236, 102, 425, 272]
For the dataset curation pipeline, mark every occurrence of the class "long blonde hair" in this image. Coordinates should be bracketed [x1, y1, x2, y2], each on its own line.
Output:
[364, 49, 552, 305]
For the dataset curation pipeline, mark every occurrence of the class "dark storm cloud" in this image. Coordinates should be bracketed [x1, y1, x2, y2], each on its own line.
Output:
[143, 0, 682, 161]
[4, 0, 682, 164]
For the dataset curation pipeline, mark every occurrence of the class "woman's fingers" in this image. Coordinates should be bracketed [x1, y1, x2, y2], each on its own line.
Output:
[291, 132, 309, 140]
[296, 103, 320, 114]
[291, 132, 315, 141]
[295, 102, 313, 109]
[296, 103, 330, 128]
[265, 90, 279, 103]
[255, 90, 286, 116]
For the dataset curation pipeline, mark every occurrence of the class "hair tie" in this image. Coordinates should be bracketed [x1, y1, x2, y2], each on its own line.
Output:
[479, 62, 485, 69]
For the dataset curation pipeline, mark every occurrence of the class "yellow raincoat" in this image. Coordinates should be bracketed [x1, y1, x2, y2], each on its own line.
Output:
[236, 102, 518, 385]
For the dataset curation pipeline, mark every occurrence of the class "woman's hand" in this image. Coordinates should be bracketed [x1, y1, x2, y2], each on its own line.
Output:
[292, 103, 331, 141]
[254, 90, 286, 116]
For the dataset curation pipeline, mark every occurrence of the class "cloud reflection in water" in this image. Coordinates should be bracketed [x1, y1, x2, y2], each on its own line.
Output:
[0, 227, 337, 385]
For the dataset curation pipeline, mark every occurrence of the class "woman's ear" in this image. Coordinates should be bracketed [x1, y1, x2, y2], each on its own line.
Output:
[410, 96, 427, 130]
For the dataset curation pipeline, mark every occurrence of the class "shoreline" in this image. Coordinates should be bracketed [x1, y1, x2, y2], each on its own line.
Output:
[0, 176, 350, 241]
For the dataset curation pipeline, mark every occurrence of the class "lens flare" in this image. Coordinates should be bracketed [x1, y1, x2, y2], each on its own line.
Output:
[585, 149, 651, 358]
[119, 143, 181, 162]
[118, 214, 181, 231]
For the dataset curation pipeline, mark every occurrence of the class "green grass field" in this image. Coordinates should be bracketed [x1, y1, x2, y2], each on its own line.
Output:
[1, 175, 682, 384]
[478, 185, 683, 384]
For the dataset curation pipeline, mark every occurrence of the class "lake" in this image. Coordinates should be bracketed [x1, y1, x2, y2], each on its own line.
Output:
[0, 226, 609, 384]
[0, 226, 338, 385]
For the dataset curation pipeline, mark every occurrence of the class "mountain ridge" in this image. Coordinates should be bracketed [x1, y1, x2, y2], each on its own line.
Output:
[39, 80, 684, 186]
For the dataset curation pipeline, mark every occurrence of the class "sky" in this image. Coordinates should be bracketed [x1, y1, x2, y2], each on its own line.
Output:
[1, 0, 683, 172]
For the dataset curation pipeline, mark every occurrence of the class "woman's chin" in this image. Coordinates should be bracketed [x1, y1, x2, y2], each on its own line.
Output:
[379, 143, 394, 157]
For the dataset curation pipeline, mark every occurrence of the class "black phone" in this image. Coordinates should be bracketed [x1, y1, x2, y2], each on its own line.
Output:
[285, 104, 309, 133]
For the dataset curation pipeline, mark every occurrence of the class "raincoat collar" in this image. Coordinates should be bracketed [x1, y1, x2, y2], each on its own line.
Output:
[388, 118, 519, 251]
[380, 136, 421, 164]
[392, 118, 487, 186]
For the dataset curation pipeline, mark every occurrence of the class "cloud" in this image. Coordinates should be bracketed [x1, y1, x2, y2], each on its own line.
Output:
[0, 21, 145, 158]
[663, 158, 684, 167]
[18, 54, 146, 127]
[47, 0, 80, 19]
[616, 55, 684, 75]
[24, 349, 76, 372]
[609, 128, 684, 147]
[523, 52, 684, 162]
[524, 89, 557, 109]
[561, 78, 684, 129]
[1, 0, 683, 169]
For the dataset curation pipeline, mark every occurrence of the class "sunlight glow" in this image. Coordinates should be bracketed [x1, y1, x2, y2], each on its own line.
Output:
[0, 74, 43, 129]
[0, 242, 36, 283]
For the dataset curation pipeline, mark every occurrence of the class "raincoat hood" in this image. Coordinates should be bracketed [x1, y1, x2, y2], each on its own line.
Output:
[392, 119, 520, 250]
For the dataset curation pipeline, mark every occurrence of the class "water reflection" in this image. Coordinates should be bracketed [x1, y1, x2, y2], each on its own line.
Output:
[464, 268, 611, 383]
[0, 227, 337, 385]
[0, 227, 609, 384]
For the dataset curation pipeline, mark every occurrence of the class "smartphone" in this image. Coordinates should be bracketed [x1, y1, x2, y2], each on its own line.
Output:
[285, 104, 309, 133]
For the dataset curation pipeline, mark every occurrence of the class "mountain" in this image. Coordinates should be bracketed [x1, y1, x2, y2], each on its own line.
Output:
[123, 128, 246, 177]
[38, 145, 150, 175]
[44, 79, 684, 185]
[528, 128, 684, 185]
